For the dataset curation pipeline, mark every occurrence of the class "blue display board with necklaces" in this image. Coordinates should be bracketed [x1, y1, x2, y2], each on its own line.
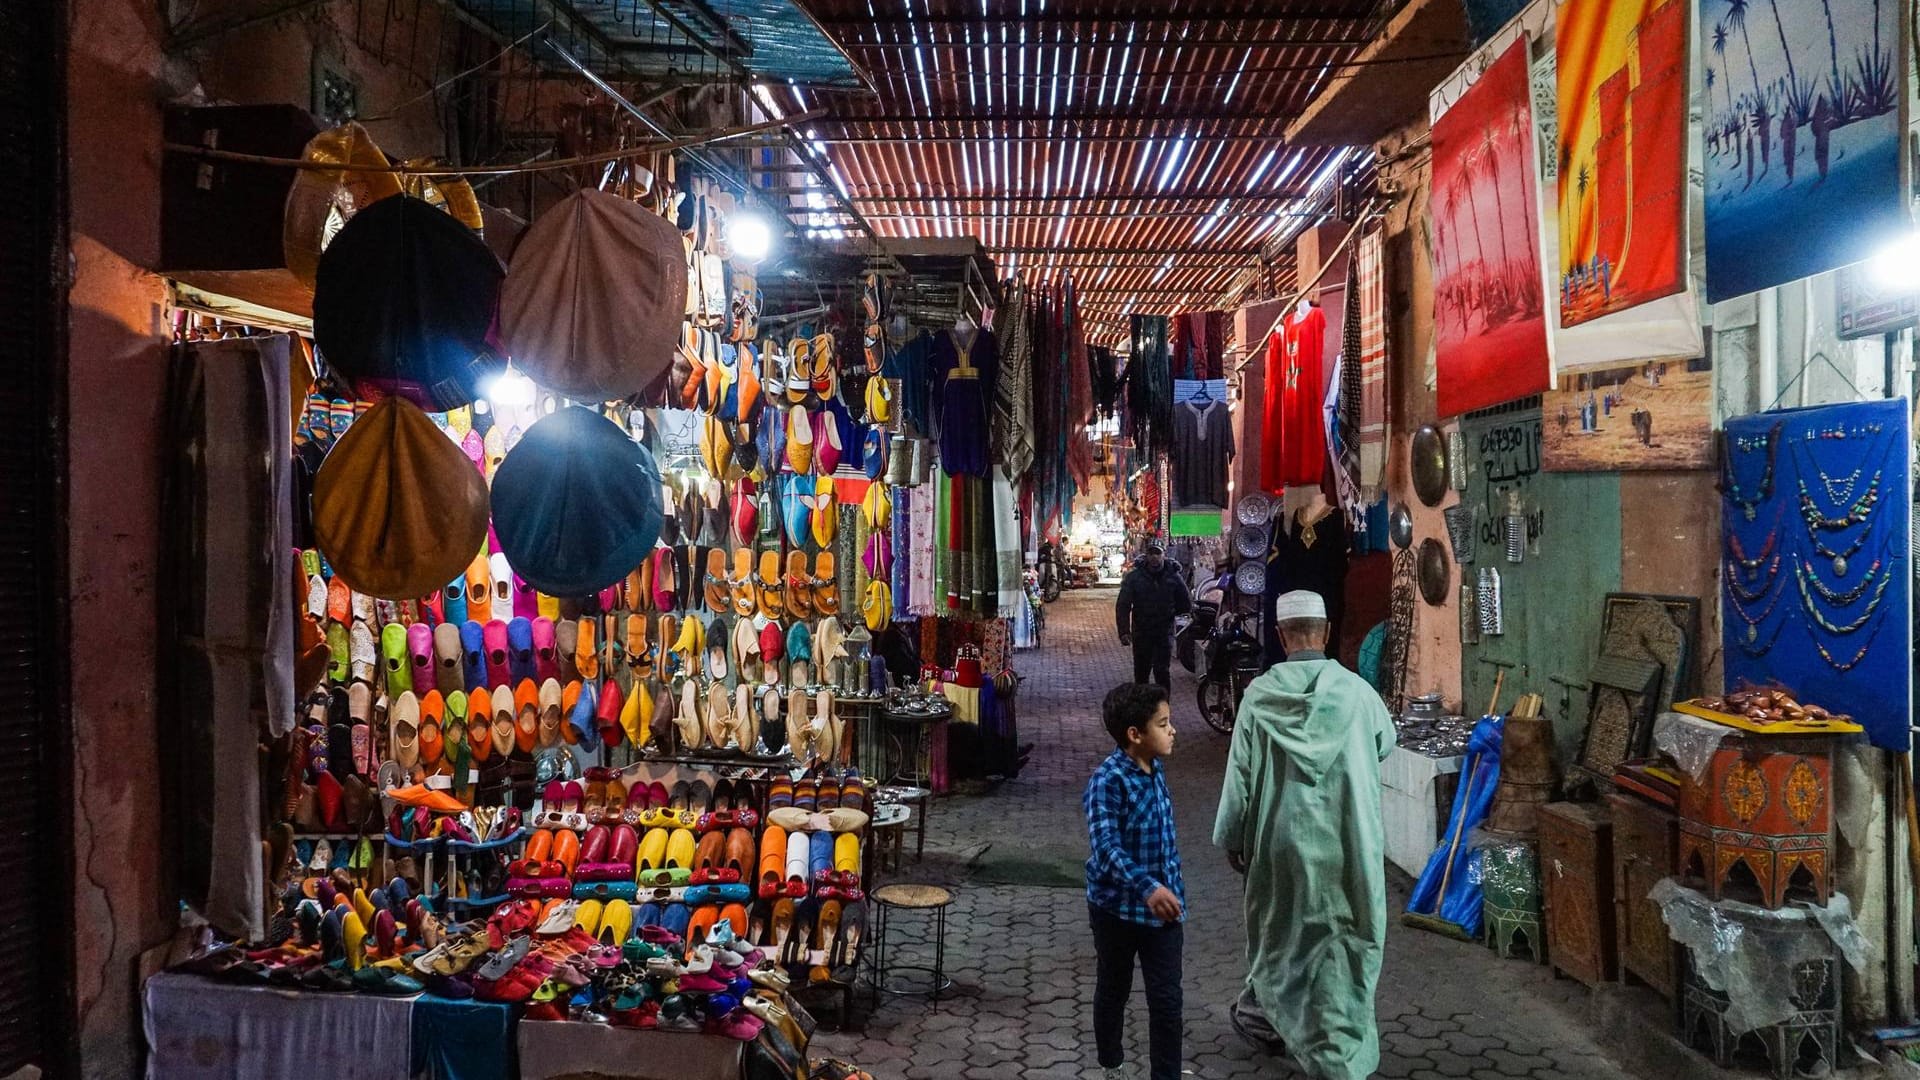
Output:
[1721, 398, 1910, 751]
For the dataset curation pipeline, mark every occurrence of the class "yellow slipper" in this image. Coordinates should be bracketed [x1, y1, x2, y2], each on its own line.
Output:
[666, 828, 698, 870]
[812, 475, 838, 548]
[785, 404, 814, 475]
[637, 828, 670, 873]
[574, 899, 605, 936]
[863, 580, 892, 632]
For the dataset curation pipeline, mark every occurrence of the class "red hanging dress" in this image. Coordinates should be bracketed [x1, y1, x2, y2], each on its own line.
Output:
[1260, 304, 1328, 493]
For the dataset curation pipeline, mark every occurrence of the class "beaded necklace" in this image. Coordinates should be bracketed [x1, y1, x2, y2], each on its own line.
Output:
[1793, 559, 1891, 624]
[1724, 570, 1786, 645]
[1720, 422, 1781, 522]
[1809, 609, 1890, 672]
[1792, 436, 1883, 532]
[1726, 523, 1778, 578]
[1724, 554, 1780, 601]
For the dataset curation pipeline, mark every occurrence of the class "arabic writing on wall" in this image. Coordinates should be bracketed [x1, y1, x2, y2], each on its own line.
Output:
[1477, 417, 1545, 547]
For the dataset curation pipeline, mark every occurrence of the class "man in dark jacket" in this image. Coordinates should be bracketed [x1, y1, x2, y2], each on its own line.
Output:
[1116, 544, 1191, 689]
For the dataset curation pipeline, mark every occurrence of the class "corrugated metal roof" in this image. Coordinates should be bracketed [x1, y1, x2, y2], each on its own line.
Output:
[756, 0, 1393, 340]
[448, 0, 864, 84]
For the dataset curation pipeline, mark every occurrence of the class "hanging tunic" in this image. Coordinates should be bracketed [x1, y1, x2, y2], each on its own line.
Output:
[1263, 506, 1350, 665]
[1261, 305, 1329, 494]
[1172, 398, 1233, 508]
[932, 329, 996, 478]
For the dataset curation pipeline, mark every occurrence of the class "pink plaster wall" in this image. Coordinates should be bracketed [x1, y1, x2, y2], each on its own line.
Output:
[66, 1, 465, 1070]
[68, 0, 175, 1073]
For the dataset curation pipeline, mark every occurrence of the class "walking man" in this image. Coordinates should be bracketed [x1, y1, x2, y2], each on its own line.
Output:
[1115, 542, 1190, 689]
[1215, 590, 1396, 1079]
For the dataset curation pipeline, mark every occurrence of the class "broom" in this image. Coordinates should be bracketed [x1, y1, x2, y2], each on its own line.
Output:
[1401, 672, 1504, 941]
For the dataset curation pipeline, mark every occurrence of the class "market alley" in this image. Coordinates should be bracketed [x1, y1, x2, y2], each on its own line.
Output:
[813, 587, 1649, 1080]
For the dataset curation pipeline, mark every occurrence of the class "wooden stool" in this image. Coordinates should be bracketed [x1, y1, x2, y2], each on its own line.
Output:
[877, 785, 930, 860]
[865, 803, 911, 887]
[865, 883, 955, 1008]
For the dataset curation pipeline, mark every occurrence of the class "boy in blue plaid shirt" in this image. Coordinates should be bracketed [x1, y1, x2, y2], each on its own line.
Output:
[1084, 683, 1185, 1080]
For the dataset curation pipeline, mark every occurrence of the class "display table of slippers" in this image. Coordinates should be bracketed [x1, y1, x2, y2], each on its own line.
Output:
[183, 770, 871, 1038]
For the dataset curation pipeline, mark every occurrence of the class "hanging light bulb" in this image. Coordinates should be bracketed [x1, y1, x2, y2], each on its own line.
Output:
[727, 213, 774, 263]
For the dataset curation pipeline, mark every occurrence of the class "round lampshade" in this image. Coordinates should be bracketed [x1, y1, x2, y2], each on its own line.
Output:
[499, 189, 689, 402]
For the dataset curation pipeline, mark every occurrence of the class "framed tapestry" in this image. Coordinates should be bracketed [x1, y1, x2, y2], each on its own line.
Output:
[1699, 0, 1906, 301]
[1431, 38, 1552, 418]
[1555, 0, 1688, 326]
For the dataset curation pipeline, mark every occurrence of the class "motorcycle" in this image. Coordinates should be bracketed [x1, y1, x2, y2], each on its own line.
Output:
[1195, 610, 1265, 734]
[1176, 570, 1262, 734]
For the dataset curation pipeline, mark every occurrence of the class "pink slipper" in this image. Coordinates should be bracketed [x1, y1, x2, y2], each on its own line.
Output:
[484, 620, 513, 689]
[812, 410, 842, 475]
[513, 574, 540, 620]
[407, 623, 437, 695]
[531, 617, 559, 683]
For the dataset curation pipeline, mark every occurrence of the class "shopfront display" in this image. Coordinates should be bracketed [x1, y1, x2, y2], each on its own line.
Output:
[147, 85, 1047, 1073]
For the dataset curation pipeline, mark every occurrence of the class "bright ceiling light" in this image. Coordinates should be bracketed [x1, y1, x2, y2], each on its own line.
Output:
[483, 369, 536, 409]
[728, 214, 774, 263]
[1867, 231, 1920, 290]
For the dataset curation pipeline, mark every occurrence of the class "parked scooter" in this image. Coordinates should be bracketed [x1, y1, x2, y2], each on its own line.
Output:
[1176, 567, 1261, 733]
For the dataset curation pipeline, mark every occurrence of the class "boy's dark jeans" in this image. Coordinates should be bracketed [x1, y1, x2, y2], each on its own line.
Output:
[1089, 903, 1183, 1078]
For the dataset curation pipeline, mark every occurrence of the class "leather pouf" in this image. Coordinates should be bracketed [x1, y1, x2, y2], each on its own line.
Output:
[312, 397, 491, 600]
[490, 407, 664, 598]
[313, 193, 504, 411]
[499, 189, 688, 401]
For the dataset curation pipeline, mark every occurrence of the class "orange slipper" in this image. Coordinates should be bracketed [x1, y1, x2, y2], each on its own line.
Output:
[786, 550, 814, 619]
[705, 548, 731, 614]
[576, 618, 599, 681]
[526, 828, 555, 863]
[731, 548, 756, 617]
[513, 679, 540, 755]
[757, 549, 785, 619]
[552, 828, 582, 877]
[814, 551, 838, 614]
[687, 904, 721, 946]
[419, 691, 447, 767]
[758, 825, 788, 898]
[560, 681, 583, 745]
[467, 687, 494, 762]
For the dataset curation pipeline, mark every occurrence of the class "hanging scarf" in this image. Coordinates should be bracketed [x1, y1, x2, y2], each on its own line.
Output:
[996, 286, 1036, 480]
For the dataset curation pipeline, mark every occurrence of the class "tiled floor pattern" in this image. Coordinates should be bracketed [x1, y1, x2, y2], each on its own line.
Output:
[809, 588, 1640, 1079]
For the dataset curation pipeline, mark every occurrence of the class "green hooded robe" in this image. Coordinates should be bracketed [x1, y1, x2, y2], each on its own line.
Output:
[1213, 657, 1396, 1080]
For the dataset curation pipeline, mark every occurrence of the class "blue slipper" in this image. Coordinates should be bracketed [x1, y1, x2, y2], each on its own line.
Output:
[662, 902, 692, 939]
[460, 621, 487, 692]
[442, 576, 468, 625]
[568, 681, 599, 750]
[783, 474, 811, 548]
[507, 617, 536, 683]
[809, 831, 833, 881]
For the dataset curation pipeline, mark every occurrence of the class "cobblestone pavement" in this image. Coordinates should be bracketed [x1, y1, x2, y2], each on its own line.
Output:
[810, 587, 1643, 1079]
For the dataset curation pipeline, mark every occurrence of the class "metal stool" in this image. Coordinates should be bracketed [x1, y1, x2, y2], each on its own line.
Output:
[865, 883, 954, 1007]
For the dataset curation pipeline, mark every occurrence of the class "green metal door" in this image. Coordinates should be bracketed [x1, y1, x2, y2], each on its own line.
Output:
[1458, 407, 1622, 760]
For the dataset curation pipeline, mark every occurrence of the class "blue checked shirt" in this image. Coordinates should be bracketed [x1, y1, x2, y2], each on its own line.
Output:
[1084, 750, 1185, 926]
